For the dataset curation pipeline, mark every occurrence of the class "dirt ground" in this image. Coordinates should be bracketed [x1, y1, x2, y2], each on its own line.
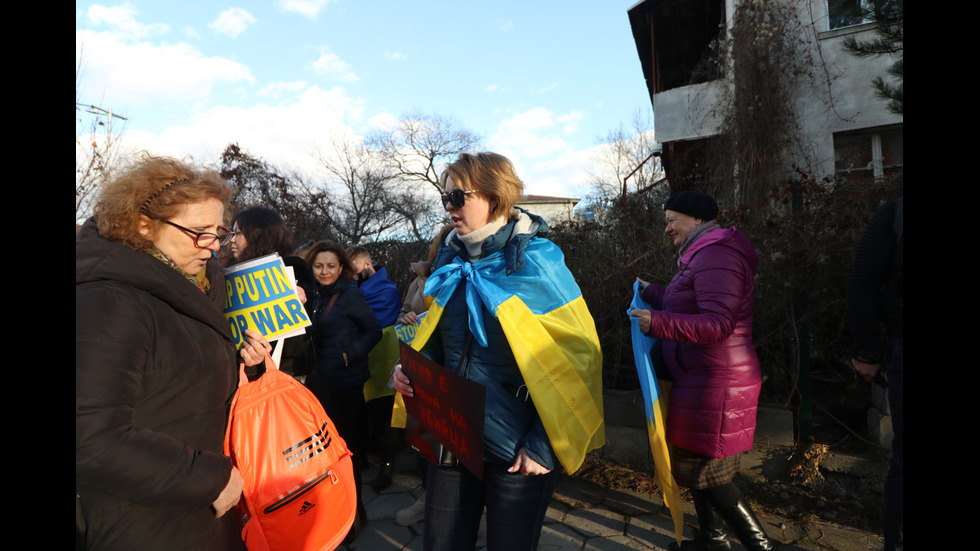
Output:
[571, 370, 891, 537]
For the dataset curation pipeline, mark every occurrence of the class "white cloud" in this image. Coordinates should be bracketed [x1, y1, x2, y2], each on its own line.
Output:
[117, 84, 366, 178]
[488, 107, 572, 159]
[76, 29, 255, 107]
[533, 82, 560, 95]
[367, 112, 399, 132]
[278, 0, 331, 19]
[523, 148, 598, 198]
[209, 8, 256, 38]
[311, 52, 359, 82]
[486, 83, 515, 95]
[480, 108, 603, 198]
[85, 3, 167, 39]
[384, 50, 407, 60]
[557, 110, 584, 135]
[182, 26, 201, 40]
[259, 81, 308, 97]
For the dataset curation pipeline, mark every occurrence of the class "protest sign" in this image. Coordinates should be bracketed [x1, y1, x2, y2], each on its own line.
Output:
[399, 341, 485, 479]
[393, 312, 427, 344]
[223, 253, 311, 348]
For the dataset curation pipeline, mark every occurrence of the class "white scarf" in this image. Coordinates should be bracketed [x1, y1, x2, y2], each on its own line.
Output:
[454, 215, 509, 260]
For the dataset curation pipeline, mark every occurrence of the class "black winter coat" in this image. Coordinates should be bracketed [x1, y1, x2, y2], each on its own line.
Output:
[275, 255, 317, 376]
[75, 219, 244, 551]
[847, 197, 904, 357]
[308, 277, 382, 393]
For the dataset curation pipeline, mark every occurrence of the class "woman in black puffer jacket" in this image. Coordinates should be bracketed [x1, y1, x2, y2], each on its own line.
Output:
[303, 240, 382, 542]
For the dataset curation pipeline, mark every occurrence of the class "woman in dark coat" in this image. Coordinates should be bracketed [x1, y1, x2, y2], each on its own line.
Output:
[226, 205, 317, 378]
[630, 191, 778, 551]
[76, 155, 270, 550]
[303, 240, 382, 542]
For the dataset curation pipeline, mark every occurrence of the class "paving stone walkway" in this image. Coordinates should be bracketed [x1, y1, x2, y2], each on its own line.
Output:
[338, 448, 885, 551]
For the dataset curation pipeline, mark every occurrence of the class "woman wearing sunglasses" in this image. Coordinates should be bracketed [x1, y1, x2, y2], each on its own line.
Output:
[76, 155, 270, 550]
[392, 152, 604, 551]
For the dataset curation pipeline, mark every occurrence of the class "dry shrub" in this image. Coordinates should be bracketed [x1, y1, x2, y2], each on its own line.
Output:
[733, 170, 903, 404]
[549, 189, 674, 390]
[345, 169, 902, 408]
[549, 169, 901, 405]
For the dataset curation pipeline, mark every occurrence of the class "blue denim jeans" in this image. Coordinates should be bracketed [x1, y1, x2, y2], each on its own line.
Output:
[884, 336, 903, 551]
[423, 461, 557, 551]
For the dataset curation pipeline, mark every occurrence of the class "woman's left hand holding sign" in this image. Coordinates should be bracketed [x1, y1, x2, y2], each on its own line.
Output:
[392, 363, 414, 398]
[240, 329, 271, 367]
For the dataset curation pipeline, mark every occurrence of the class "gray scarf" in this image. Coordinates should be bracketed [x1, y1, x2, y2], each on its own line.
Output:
[677, 220, 720, 265]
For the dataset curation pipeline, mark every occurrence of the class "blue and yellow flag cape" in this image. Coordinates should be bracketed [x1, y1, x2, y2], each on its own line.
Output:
[629, 280, 684, 545]
[392, 237, 604, 475]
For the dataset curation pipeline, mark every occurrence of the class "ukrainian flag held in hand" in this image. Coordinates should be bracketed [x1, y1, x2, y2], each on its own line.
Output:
[629, 280, 684, 546]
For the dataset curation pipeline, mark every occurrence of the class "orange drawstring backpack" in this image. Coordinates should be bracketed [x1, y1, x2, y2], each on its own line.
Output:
[224, 356, 356, 551]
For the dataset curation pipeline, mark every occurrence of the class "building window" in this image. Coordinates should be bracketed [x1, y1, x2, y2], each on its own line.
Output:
[834, 125, 903, 184]
[663, 136, 721, 195]
[828, 0, 901, 31]
[828, 0, 872, 30]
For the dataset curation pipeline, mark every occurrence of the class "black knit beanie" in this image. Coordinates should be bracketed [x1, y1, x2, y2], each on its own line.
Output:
[662, 191, 719, 221]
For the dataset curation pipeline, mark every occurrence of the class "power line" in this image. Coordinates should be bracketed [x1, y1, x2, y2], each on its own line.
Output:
[76, 102, 128, 134]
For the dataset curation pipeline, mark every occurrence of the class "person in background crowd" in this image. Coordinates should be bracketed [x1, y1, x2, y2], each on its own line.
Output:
[396, 225, 452, 328]
[630, 191, 779, 551]
[392, 152, 604, 551]
[76, 155, 271, 550]
[847, 197, 903, 551]
[346, 246, 404, 493]
[348, 246, 402, 326]
[293, 239, 314, 261]
[226, 205, 316, 380]
[303, 240, 382, 543]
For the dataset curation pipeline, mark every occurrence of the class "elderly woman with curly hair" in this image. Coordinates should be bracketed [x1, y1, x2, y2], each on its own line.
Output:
[76, 155, 271, 550]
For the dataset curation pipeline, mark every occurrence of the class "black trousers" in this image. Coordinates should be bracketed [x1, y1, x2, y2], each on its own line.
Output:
[314, 385, 368, 510]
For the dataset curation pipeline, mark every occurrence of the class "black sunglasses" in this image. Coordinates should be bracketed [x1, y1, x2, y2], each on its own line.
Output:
[441, 189, 476, 208]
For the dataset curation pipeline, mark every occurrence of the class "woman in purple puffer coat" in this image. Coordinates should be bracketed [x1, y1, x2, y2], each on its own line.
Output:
[630, 191, 779, 551]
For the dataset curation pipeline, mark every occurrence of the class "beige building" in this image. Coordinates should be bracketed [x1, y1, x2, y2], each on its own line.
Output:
[517, 195, 580, 226]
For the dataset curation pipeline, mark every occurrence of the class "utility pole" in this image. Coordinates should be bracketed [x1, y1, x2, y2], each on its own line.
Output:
[76, 103, 128, 134]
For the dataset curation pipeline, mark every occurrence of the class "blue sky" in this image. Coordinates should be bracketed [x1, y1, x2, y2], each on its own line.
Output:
[76, 1, 654, 200]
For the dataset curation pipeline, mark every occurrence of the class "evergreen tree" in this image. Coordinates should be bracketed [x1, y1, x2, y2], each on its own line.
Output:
[840, 0, 903, 115]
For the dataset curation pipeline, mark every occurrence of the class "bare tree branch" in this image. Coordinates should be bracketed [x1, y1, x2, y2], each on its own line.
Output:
[313, 135, 406, 244]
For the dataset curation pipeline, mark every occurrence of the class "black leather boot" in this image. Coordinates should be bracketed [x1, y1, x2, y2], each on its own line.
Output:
[343, 503, 367, 545]
[713, 496, 780, 551]
[670, 489, 732, 551]
[369, 462, 393, 492]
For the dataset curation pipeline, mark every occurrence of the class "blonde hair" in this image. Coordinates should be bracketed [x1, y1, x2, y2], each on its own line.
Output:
[93, 154, 231, 251]
[439, 152, 524, 219]
[428, 224, 453, 263]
